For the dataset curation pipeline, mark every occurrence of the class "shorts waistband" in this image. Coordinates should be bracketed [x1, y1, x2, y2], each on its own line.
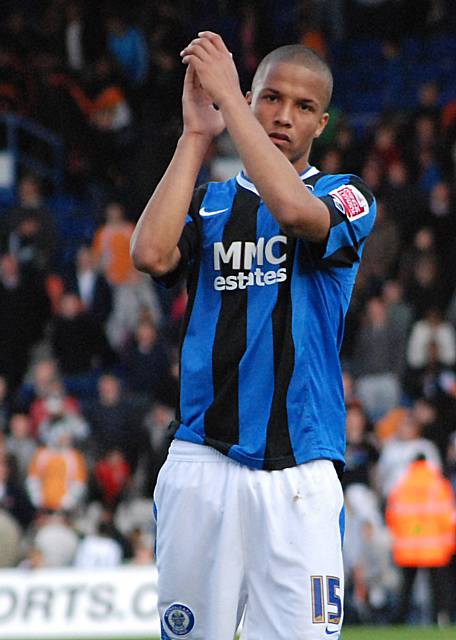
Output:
[167, 439, 228, 462]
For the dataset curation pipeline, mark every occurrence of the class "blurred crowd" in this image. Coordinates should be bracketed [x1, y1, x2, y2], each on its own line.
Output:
[1, 0, 456, 629]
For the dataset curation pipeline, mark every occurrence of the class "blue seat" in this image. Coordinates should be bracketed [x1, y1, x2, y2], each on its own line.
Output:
[348, 39, 383, 62]
[47, 194, 96, 269]
[425, 34, 456, 60]
[401, 37, 424, 60]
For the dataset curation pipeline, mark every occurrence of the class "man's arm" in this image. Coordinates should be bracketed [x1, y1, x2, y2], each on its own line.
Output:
[130, 65, 225, 277]
[181, 32, 330, 242]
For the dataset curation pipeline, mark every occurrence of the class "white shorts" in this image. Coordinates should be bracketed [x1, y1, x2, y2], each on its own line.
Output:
[154, 440, 344, 640]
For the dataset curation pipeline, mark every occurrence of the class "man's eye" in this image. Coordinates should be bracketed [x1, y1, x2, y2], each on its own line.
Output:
[265, 95, 277, 102]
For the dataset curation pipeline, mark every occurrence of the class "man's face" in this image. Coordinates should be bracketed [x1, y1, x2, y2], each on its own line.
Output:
[247, 62, 329, 173]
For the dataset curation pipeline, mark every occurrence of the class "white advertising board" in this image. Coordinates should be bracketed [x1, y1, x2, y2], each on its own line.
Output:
[0, 565, 160, 638]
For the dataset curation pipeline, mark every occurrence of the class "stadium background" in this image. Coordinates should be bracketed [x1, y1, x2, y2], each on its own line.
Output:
[0, 0, 456, 637]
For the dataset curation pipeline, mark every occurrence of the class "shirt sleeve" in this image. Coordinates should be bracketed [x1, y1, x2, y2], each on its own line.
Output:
[153, 185, 206, 288]
[316, 176, 376, 268]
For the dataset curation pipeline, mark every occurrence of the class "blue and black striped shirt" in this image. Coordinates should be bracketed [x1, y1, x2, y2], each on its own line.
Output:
[164, 166, 376, 470]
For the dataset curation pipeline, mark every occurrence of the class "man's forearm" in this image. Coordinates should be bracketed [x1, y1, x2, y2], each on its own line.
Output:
[130, 132, 210, 276]
[219, 94, 328, 240]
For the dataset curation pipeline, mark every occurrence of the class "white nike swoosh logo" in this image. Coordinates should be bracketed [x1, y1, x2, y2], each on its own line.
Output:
[199, 207, 230, 217]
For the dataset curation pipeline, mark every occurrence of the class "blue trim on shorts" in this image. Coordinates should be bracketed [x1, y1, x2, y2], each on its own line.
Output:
[153, 500, 158, 559]
[339, 504, 345, 547]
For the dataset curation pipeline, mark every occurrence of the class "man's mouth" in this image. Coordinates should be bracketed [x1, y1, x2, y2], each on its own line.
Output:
[269, 132, 291, 144]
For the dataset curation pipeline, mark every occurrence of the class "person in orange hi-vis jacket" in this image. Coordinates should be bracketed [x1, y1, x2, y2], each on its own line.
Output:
[26, 427, 87, 513]
[386, 454, 456, 624]
[91, 201, 135, 286]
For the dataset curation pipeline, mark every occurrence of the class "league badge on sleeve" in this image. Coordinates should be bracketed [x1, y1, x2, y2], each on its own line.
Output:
[329, 184, 369, 221]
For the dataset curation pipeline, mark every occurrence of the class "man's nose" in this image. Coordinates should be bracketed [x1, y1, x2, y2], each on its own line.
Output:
[274, 102, 292, 126]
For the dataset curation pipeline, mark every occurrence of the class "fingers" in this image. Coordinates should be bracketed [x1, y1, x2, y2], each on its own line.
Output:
[180, 32, 231, 65]
[197, 31, 229, 53]
[181, 37, 215, 64]
[183, 64, 194, 86]
[183, 64, 203, 92]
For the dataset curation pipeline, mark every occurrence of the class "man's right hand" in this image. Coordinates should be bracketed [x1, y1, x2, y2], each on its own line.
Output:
[182, 64, 226, 139]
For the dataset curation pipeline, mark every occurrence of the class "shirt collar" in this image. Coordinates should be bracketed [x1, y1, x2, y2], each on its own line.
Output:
[236, 166, 319, 196]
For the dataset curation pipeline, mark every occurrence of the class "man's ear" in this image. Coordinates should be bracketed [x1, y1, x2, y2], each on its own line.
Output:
[314, 112, 329, 139]
[245, 91, 252, 106]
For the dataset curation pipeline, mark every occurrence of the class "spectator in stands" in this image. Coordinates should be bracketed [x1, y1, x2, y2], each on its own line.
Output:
[359, 199, 400, 289]
[352, 297, 404, 421]
[138, 402, 174, 497]
[296, 0, 327, 59]
[29, 377, 81, 438]
[106, 267, 162, 351]
[404, 254, 448, 319]
[97, 505, 133, 559]
[91, 201, 135, 287]
[360, 157, 384, 196]
[398, 226, 438, 293]
[18, 547, 44, 569]
[0, 453, 35, 530]
[105, 13, 149, 88]
[415, 80, 441, 122]
[386, 455, 456, 624]
[0, 253, 50, 393]
[49, 291, 115, 396]
[121, 317, 172, 403]
[32, 510, 79, 568]
[74, 520, 123, 568]
[426, 181, 455, 262]
[93, 448, 131, 508]
[38, 393, 90, 449]
[15, 357, 60, 415]
[382, 280, 413, 364]
[342, 369, 360, 408]
[85, 56, 135, 192]
[128, 527, 154, 564]
[447, 284, 456, 331]
[371, 122, 402, 172]
[0, 8, 38, 61]
[62, 2, 105, 73]
[343, 405, 379, 490]
[382, 160, 425, 241]
[344, 516, 396, 623]
[4, 174, 57, 274]
[406, 99, 444, 171]
[417, 148, 443, 195]
[332, 121, 362, 175]
[447, 431, 456, 493]
[412, 397, 450, 461]
[343, 482, 394, 622]
[406, 307, 456, 370]
[319, 146, 343, 174]
[406, 338, 456, 429]
[0, 509, 20, 568]
[83, 373, 143, 471]
[376, 410, 442, 500]
[6, 413, 37, 482]
[65, 245, 112, 325]
[0, 375, 10, 432]
[26, 427, 87, 513]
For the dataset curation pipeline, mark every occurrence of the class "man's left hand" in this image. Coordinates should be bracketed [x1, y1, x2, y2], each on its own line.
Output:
[180, 31, 242, 109]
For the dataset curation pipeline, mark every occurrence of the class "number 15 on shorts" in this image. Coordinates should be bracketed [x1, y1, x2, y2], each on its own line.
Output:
[311, 575, 342, 624]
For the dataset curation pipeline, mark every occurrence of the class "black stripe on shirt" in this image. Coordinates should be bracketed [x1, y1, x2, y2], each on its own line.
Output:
[204, 187, 260, 448]
[263, 236, 297, 469]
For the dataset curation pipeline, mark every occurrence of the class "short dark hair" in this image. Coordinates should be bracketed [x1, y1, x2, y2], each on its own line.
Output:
[252, 45, 333, 110]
